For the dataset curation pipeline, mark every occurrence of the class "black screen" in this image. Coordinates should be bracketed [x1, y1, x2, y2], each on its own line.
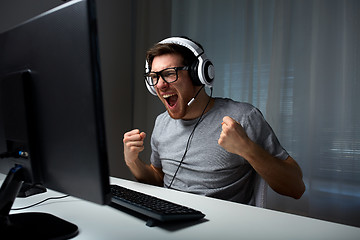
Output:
[0, 0, 110, 205]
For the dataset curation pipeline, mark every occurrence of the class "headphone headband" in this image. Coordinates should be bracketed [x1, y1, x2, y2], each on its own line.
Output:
[159, 37, 204, 58]
[145, 37, 215, 96]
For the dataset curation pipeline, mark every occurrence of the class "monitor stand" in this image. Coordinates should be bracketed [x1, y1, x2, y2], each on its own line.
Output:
[17, 182, 47, 198]
[0, 165, 79, 239]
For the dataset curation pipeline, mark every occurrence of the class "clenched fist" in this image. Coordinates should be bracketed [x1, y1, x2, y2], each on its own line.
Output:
[123, 129, 146, 164]
[218, 116, 251, 157]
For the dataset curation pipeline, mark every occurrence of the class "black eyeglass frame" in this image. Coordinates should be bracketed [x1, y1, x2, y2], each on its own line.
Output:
[144, 66, 189, 86]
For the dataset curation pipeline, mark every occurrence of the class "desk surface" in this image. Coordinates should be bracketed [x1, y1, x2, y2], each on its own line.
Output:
[3, 175, 359, 240]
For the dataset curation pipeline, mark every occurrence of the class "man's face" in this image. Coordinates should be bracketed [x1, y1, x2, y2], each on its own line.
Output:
[152, 53, 196, 119]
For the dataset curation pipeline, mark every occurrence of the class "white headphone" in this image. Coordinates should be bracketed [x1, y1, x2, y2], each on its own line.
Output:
[145, 37, 215, 96]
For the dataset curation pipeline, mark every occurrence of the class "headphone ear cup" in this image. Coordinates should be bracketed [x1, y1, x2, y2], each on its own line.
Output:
[202, 59, 215, 86]
[144, 60, 157, 95]
[189, 60, 203, 86]
[144, 78, 157, 96]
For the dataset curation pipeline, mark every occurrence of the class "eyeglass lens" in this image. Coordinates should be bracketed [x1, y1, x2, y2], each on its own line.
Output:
[148, 68, 178, 86]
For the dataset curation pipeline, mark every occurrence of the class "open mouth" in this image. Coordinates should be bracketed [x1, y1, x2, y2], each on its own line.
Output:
[163, 93, 178, 107]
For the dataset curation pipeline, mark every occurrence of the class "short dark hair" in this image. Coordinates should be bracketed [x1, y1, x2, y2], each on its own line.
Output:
[146, 37, 202, 72]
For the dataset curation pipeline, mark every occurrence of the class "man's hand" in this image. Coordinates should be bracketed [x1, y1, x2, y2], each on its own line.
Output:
[218, 116, 251, 157]
[123, 129, 146, 165]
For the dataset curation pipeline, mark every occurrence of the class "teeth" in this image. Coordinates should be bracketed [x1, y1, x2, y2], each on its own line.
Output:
[163, 93, 176, 99]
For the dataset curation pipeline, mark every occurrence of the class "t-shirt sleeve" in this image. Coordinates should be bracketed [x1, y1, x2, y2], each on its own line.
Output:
[150, 115, 162, 168]
[242, 107, 289, 161]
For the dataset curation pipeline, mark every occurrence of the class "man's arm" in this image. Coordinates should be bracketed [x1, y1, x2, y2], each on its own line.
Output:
[218, 116, 305, 199]
[123, 129, 164, 186]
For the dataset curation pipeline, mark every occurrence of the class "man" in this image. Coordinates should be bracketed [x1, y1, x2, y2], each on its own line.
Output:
[123, 37, 305, 205]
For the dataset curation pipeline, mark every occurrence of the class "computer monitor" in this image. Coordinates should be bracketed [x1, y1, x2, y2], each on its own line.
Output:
[0, 0, 111, 238]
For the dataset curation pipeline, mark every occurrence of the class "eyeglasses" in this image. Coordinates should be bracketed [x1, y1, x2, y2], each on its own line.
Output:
[144, 66, 189, 86]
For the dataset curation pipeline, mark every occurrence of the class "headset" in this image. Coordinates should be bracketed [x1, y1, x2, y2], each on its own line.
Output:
[144, 37, 215, 96]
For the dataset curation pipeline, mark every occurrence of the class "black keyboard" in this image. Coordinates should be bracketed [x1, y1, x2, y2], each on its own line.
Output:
[110, 184, 205, 226]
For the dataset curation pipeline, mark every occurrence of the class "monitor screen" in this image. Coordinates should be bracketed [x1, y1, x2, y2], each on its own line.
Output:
[0, 0, 110, 238]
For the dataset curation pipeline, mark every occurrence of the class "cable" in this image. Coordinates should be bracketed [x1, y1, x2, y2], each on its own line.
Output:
[11, 195, 70, 211]
[168, 87, 213, 189]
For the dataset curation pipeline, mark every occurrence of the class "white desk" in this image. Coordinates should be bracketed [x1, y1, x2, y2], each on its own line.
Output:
[3, 175, 360, 240]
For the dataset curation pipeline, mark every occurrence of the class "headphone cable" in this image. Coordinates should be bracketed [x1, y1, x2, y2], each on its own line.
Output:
[168, 87, 213, 189]
[11, 194, 70, 211]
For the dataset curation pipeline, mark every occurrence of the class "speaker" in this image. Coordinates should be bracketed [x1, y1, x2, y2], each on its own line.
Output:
[145, 37, 215, 96]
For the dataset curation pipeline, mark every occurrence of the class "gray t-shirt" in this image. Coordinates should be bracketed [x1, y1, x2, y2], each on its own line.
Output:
[150, 97, 288, 204]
